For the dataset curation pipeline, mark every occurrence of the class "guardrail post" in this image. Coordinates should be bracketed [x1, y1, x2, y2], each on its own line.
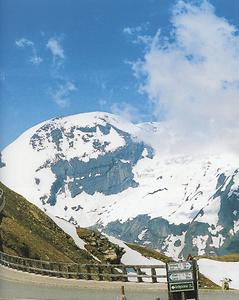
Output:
[136, 267, 143, 283]
[151, 267, 157, 283]
[77, 264, 81, 279]
[40, 261, 44, 275]
[29, 260, 33, 273]
[66, 264, 70, 279]
[57, 263, 61, 277]
[22, 259, 26, 272]
[122, 266, 128, 282]
[48, 262, 52, 276]
[86, 265, 92, 280]
[98, 265, 103, 281]
[109, 266, 115, 281]
[26, 261, 30, 273]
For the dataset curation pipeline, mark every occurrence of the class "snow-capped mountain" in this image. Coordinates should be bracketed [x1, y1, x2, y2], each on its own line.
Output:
[1, 112, 239, 259]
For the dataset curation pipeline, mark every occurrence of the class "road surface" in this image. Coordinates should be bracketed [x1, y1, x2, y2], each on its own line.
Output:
[1, 265, 239, 300]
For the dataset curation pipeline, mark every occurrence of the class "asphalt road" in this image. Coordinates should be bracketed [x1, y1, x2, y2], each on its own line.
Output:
[0, 265, 166, 300]
[0, 279, 166, 300]
[1, 265, 239, 300]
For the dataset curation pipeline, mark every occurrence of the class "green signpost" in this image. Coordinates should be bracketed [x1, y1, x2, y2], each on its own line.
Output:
[166, 260, 199, 300]
[170, 282, 194, 292]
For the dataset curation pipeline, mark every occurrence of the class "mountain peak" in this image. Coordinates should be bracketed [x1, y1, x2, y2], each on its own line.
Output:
[1, 112, 239, 259]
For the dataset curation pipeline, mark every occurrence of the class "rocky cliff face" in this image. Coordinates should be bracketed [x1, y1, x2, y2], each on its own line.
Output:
[1, 112, 239, 259]
[46, 138, 148, 206]
[3, 113, 152, 208]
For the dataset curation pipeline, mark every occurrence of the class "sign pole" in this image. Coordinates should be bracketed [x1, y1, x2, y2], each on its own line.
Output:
[166, 262, 172, 300]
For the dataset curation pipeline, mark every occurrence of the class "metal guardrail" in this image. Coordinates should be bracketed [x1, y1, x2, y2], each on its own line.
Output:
[0, 251, 166, 283]
[0, 188, 166, 283]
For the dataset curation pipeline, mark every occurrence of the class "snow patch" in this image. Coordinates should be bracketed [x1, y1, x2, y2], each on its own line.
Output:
[198, 259, 239, 290]
[192, 235, 208, 255]
[104, 234, 166, 282]
[163, 233, 186, 259]
[50, 215, 86, 249]
[210, 234, 225, 249]
[138, 229, 147, 240]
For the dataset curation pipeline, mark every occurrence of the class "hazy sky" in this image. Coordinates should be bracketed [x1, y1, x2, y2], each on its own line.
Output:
[1, 0, 239, 152]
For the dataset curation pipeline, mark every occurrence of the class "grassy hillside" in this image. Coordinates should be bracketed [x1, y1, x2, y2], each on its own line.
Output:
[0, 181, 94, 263]
[197, 253, 239, 262]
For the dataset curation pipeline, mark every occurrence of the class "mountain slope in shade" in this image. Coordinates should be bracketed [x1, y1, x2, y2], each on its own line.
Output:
[1, 112, 239, 259]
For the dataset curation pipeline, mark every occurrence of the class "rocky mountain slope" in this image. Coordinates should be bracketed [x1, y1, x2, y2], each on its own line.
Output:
[0, 181, 123, 263]
[1, 112, 239, 259]
[77, 227, 125, 264]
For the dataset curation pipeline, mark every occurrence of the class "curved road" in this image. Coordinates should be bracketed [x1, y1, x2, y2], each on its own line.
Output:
[0, 191, 238, 300]
[1, 265, 239, 300]
[0, 265, 167, 300]
[0, 189, 238, 299]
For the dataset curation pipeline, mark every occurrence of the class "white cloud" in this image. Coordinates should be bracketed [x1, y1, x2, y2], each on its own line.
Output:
[15, 38, 43, 66]
[16, 38, 34, 48]
[29, 56, 43, 66]
[51, 81, 77, 108]
[46, 37, 75, 107]
[111, 102, 144, 123]
[123, 26, 142, 35]
[123, 23, 151, 46]
[46, 38, 65, 60]
[133, 0, 239, 155]
[133, 35, 153, 46]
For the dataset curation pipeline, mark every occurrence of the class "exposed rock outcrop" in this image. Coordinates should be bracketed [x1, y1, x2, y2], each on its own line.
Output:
[77, 227, 125, 264]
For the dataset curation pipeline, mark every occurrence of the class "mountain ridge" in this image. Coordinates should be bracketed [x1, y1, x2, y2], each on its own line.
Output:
[1, 112, 239, 259]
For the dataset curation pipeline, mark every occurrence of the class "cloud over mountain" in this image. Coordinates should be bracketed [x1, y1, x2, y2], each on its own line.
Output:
[133, 0, 239, 154]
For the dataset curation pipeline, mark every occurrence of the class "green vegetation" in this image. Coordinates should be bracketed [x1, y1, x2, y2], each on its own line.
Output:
[0, 181, 94, 263]
[197, 253, 239, 262]
[198, 273, 220, 289]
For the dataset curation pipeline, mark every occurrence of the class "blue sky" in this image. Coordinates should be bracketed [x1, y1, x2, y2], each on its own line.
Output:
[1, 0, 239, 151]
